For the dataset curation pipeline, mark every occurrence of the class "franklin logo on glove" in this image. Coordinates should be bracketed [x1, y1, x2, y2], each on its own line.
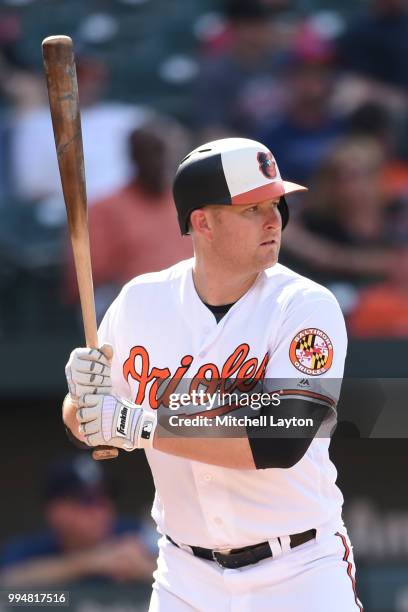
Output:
[116, 405, 130, 437]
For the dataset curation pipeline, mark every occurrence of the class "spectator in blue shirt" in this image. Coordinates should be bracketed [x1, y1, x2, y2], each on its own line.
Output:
[0, 455, 155, 587]
[257, 48, 346, 185]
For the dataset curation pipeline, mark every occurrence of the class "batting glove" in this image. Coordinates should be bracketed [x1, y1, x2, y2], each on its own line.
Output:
[65, 345, 113, 402]
[76, 394, 157, 451]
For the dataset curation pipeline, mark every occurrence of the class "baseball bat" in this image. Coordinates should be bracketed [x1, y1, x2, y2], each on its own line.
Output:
[42, 35, 118, 461]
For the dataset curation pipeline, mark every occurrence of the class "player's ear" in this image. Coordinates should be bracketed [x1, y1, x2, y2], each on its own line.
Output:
[190, 208, 213, 240]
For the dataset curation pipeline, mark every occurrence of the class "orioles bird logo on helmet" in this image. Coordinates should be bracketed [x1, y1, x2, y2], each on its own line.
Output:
[257, 152, 277, 179]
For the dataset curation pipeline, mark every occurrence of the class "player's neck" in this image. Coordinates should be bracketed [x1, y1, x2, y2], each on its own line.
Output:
[192, 259, 259, 306]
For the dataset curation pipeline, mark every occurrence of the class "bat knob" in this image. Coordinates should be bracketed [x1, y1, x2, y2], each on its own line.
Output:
[42, 35, 73, 48]
[92, 447, 119, 461]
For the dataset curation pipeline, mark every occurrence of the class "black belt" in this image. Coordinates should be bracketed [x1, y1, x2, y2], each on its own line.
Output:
[166, 528, 316, 569]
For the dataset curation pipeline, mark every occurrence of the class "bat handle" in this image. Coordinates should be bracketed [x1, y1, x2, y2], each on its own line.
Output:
[88, 343, 119, 461]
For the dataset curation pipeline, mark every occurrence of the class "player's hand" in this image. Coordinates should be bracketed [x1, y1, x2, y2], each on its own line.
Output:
[76, 393, 157, 451]
[65, 344, 113, 402]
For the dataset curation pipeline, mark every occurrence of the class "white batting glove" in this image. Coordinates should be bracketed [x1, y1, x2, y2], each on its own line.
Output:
[76, 394, 157, 451]
[65, 345, 113, 403]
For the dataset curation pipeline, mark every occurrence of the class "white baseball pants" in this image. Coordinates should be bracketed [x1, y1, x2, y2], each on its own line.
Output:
[148, 526, 363, 612]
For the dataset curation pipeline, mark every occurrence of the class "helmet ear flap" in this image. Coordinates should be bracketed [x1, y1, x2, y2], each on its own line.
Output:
[278, 196, 289, 229]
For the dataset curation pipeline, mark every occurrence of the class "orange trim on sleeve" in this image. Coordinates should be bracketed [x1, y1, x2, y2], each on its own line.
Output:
[277, 389, 336, 407]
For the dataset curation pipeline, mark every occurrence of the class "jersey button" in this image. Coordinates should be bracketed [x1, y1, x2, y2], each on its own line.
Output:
[198, 350, 206, 358]
[203, 474, 212, 482]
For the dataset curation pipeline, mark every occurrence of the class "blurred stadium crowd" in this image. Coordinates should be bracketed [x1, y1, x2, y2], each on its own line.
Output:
[0, 0, 408, 610]
[0, 0, 407, 338]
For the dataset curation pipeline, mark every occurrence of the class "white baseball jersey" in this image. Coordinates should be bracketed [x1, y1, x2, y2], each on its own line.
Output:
[98, 258, 347, 549]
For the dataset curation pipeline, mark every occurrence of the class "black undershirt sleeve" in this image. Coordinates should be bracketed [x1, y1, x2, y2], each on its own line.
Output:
[246, 395, 335, 469]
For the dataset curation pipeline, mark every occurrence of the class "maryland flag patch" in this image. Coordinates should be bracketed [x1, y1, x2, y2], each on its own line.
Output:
[289, 328, 333, 376]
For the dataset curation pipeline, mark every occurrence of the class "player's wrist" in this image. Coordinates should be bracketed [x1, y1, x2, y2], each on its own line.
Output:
[76, 394, 157, 452]
[134, 409, 157, 450]
[111, 398, 157, 450]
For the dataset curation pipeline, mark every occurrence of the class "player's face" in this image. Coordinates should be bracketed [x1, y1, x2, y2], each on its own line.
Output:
[206, 198, 282, 273]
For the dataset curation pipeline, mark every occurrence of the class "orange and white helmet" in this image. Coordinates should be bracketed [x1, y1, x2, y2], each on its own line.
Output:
[173, 137, 307, 234]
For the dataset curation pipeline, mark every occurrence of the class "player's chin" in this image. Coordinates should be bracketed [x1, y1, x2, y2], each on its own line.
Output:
[257, 242, 280, 267]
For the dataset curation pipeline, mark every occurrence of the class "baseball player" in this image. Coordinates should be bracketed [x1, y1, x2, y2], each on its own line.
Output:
[63, 138, 363, 611]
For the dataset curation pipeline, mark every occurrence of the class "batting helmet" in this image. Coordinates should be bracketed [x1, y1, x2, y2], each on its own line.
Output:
[173, 137, 307, 235]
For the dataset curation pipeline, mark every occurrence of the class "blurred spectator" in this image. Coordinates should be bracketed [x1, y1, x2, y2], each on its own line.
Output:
[0, 11, 33, 200]
[9, 52, 149, 222]
[0, 10, 25, 73]
[348, 102, 397, 153]
[66, 123, 193, 318]
[0, 455, 155, 587]
[258, 42, 345, 185]
[337, 0, 408, 90]
[280, 137, 403, 289]
[198, 0, 293, 58]
[348, 102, 408, 206]
[194, 0, 288, 139]
[347, 247, 408, 337]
